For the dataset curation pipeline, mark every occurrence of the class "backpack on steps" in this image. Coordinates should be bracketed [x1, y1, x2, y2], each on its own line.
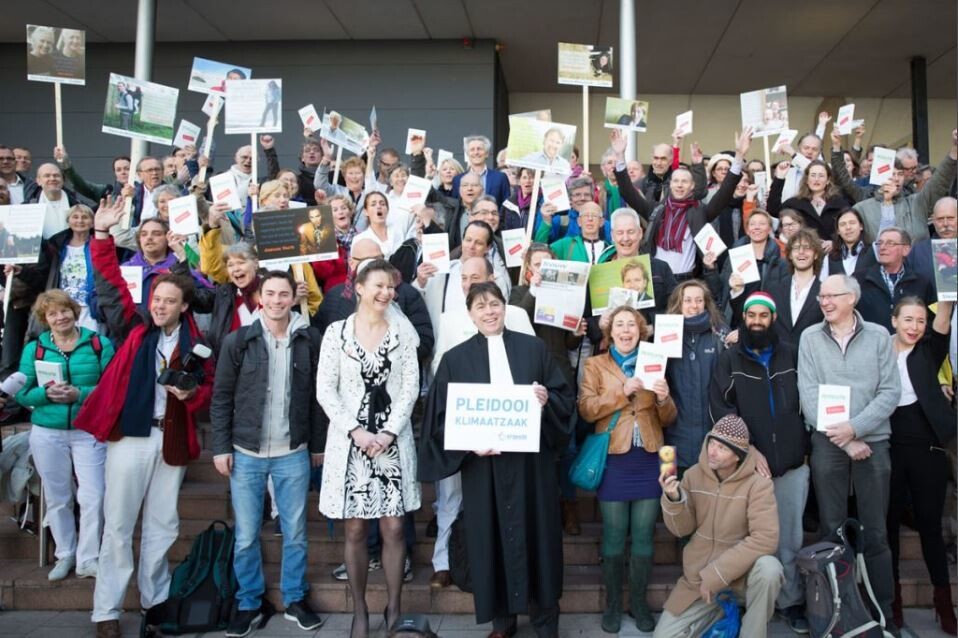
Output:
[140, 520, 241, 636]
[798, 518, 894, 638]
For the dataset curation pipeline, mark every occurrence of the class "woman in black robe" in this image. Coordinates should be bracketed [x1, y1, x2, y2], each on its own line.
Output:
[419, 281, 576, 638]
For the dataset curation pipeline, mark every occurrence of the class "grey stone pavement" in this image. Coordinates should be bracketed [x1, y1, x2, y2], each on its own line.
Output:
[0, 610, 950, 637]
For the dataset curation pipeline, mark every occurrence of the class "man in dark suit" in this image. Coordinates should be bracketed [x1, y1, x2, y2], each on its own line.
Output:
[765, 229, 824, 348]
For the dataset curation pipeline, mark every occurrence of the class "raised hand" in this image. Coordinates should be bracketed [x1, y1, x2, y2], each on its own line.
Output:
[259, 135, 274, 150]
[818, 111, 832, 126]
[610, 128, 627, 158]
[734, 127, 754, 158]
[95, 195, 126, 231]
[690, 142, 703, 165]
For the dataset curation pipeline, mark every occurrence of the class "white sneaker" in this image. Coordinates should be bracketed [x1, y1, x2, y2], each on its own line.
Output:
[48, 556, 75, 581]
[76, 560, 98, 579]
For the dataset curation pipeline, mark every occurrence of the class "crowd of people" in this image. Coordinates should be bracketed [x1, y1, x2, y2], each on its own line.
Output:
[0, 105, 955, 638]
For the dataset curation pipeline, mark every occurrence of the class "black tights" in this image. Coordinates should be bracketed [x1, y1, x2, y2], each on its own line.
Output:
[344, 516, 405, 637]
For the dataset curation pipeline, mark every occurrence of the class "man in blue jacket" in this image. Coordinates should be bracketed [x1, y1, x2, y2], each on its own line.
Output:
[452, 135, 511, 207]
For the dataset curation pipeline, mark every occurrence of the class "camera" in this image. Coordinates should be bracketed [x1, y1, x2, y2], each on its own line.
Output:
[157, 343, 212, 391]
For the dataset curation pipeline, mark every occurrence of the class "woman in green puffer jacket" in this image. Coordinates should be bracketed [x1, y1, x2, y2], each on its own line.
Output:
[15, 289, 114, 582]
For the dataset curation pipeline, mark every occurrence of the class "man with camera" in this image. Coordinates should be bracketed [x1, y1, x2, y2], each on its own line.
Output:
[74, 196, 215, 638]
[210, 270, 325, 636]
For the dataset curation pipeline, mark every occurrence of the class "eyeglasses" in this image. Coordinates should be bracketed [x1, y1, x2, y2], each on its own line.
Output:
[580, 214, 603, 220]
[0, 157, 14, 162]
[874, 240, 905, 248]
[816, 292, 852, 303]
[140, 166, 163, 173]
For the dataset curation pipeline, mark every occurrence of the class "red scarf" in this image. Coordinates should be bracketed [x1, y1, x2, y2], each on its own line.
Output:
[656, 196, 696, 252]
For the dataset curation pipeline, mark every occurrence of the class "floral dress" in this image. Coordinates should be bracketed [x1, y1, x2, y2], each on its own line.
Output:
[343, 331, 405, 519]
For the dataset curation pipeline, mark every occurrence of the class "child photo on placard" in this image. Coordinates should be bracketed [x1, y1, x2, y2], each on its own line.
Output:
[26, 25, 86, 85]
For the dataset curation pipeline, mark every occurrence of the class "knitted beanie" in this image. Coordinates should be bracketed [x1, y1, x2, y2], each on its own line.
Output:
[707, 414, 750, 462]
[743, 291, 777, 315]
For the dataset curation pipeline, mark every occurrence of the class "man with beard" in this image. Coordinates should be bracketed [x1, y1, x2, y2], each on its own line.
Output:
[708, 292, 810, 634]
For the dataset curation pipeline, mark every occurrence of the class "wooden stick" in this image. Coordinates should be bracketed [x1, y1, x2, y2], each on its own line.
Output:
[763, 134, 772, 189]
[582, 85, 589, 173]
[121, 146, 143, 229]
[198, 111, 217, 184]
[517, 169, 543, 283]
[54, 83, 63, 149]
[250, 133, 259, 211]
[291, 262, 309, 317]
[2, 270, 13, 321]
[332, 145, 343, 187]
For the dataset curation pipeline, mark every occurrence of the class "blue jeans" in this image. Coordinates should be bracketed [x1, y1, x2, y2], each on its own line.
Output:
[231, 449, 310, 610]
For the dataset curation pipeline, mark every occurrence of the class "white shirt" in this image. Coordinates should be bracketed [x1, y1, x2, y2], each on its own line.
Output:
[38, 191, 70, 239]
[896, 348, 918, 406]
[583, 238, 606, 265]
[656, 228, 696, 276]
[487, 333, 514, 384]
[153, 325, 181, 419]
[140, 184, 158, 221]
[790, 275, 815, 326]
[7, 174, 25, 205]
[352, 226, 404, 259]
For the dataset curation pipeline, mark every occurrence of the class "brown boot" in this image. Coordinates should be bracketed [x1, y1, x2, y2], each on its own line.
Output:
[892, 581, 904, 630]
[561, 499, 581, 535]
[96, 620, 121, 638]
[934, 585, 958, 635]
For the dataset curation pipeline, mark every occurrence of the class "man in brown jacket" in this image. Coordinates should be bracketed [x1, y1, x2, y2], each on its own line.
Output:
[654, 415, 783, 638]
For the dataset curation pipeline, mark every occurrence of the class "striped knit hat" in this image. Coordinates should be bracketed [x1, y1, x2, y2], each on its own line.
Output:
[743, 291, 777, 315]
[707, 414, 750, 462]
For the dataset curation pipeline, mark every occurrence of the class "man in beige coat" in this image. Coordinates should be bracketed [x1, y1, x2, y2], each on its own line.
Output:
[654, 414, 783, 638]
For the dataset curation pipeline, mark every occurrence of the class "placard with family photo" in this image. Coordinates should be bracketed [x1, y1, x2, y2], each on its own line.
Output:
[26, 25, 85, 85]
[225, 79, 283, 134]
[604, 97, 650, 133]
[740, 85, 789, 138]
[588, 255, 655, 314]
[188, 57, 252, 95]
[557, 42, 613, 88]
[505, 116, 577, 176]
[101, 73, 179, 145]
[320, 110, 370, 156]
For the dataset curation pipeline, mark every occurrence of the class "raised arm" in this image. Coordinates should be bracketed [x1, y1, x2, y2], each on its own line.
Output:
[829, 126, 869, 203]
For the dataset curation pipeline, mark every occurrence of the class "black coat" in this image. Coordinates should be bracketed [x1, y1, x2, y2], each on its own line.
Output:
[766, 178, 849, 241]
[509, 284, 579, 386]
[418, 330, 576, 623]
[854, 265, 936, 333]
[709, 330, 808, 477]
[765, 274, 823, 349]
[902, 327, 956, 447]
[723, 239, 790, 328]
[189, 281, 243, 357]
[826, 242, 877, 277]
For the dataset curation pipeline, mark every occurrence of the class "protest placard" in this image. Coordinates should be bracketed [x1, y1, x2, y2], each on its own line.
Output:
[405, 128, 426, 155]
[168, 195, 200, 236]
[202, 94, 224, 118]
[397, 175, 431, 213]
[728, 245, 761, 284]
[208, 172, 242, 211]
[540, 175, 571, 211]
[816, 385, 851, 431]
[607, 287, 638, 310]
[534, 259, 590, 332]
[0, 204, 45, 265]
[753, 170, 769, 202]
[675, 110, 693, 136]
[320, 110, 369, 156]
[101, 73, 179, 145]
[505, 116, 577, 176]
[444, 383, 541, 453]
[654, 314, 684, 358]
[252, 205, 338, 268]
[225, 79, 282, 134]
[557, 43, 613, 88]
[501, 228, 528, 268]
[740, 85, 789, 138]
[588, 256, 654, 314]
[173, 119, 201, 149]
[932, 239, 958, 302]
[35, 361, 64, 387]
[298, 104, 321, 130]
[120, 266, 144, 304]
[26, 25, 85, 85]
[773, 129, 798, 153]
[836, 104, 856, 135]
[188, 57, 251, 95]
[514, 110, 553, 122]
[422, 233, 450, 274]
[437, 149, 454, 168]
[869, 147, 896, 186]
[604, 97, 650, 133]
[635, 342, 668, 389]
[694, 224, 728, 259]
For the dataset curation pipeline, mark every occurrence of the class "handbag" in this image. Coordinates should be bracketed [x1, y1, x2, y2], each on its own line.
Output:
[568, 410, 621, 491]
[700, 590, 741, 638]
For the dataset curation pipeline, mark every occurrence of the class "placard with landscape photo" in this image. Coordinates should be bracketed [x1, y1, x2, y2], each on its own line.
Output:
[101, 73, 179, 145]
[0, 204, 46, 265]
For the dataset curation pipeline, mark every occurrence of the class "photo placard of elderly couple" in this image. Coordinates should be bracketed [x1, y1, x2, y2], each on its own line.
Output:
[26, 25, 86, 85]
[505, 116, 577, 176]
[557, 42, 614, 88]
[188, 57, 251, 95]
[251, 205, 339, 268]
[604, 97, 650, 133]
[101, 73, 179, 145]
[588, 255, 655, 313]
[225, 79, 283, 134]
[320, 110, 370, 156]
[932, 239, 958, 302]
[0, 204, 46, 265]
[740, 85, 789, 138]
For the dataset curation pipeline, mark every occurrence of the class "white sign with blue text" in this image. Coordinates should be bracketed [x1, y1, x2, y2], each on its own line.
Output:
[444, 383, 541, 453]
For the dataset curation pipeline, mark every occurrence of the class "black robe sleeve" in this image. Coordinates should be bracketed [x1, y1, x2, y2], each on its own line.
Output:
[418, 346, 471, 482]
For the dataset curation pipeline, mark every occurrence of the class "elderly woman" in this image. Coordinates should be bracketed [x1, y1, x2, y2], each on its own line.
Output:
[317, 260, 421, 638]
[33, 204, 99, 330]
[579, 305, 676, 633]
[27, 26, 55, 75]
[16, 290, 115, 581]
[314, 151, 378, 230]
[54, 28, 84, 79]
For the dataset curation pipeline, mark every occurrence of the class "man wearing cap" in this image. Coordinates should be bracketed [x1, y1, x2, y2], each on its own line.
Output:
[797, 273, 901, 634]
[709, 292, 810, 634]
[655, 415, 782, 638]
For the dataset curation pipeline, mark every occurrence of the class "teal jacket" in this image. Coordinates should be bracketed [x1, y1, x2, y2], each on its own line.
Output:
[16, 328, 116, 430]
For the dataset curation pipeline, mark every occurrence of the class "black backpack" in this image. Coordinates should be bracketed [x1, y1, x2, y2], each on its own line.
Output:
[797, 518, 893, 638]
[141, 520, 249, 636]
